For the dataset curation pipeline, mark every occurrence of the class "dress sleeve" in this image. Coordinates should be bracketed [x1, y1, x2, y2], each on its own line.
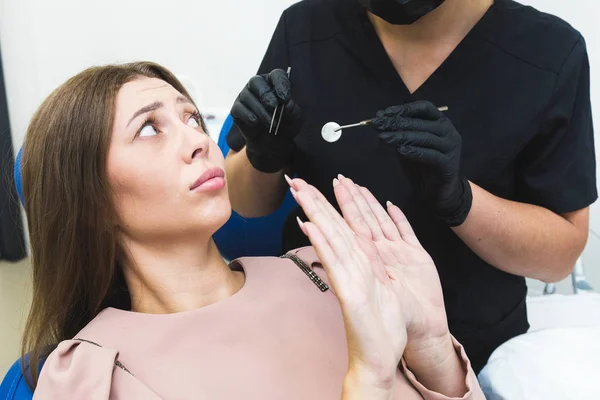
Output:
[226, 10, 291, 152]
[401, 337, 486, 400]
[33, 340, 118, 400]
[33, 340, 161, 400]
[515, 37, 597, 213]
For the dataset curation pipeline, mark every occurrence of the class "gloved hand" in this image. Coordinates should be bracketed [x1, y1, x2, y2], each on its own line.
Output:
[230, 69, 303, 173]
[372, 101, 472, 227]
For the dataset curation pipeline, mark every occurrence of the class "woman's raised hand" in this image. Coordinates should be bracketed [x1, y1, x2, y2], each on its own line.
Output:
[287, 175, 451, 397]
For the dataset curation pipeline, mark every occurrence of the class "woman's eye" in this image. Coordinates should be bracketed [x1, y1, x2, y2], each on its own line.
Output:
[187, 116, 200, 128]
[139, 124, 158, 137]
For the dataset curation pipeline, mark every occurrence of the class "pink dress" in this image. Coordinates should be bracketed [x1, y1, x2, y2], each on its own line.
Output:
[34, 247, 485, 399]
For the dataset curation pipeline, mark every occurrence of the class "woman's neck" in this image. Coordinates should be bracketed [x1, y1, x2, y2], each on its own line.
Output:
[368, 0, 494, 43]
[121, 237, 244, 314]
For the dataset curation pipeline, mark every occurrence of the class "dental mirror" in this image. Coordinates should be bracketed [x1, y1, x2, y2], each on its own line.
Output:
[321, 106, 449, 143]
[321, 122, 343, 143]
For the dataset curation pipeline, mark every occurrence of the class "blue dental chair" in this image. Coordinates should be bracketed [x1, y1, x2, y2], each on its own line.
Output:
[0, 357, 38, 400]
[0, 115, 296, 399]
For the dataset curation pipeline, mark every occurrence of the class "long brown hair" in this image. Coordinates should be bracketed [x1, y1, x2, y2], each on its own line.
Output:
[20, 62, 195, 388]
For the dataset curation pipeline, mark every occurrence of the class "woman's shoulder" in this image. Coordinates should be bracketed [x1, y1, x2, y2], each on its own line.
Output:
[34, 339, 161, 399]
[34, 339, 118, 399]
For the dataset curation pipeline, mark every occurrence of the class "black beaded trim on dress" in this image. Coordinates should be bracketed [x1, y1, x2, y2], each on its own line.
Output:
[281, 254, 329, 292]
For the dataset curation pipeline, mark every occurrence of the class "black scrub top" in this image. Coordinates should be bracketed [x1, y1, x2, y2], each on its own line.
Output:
[227, 0, 597, 372]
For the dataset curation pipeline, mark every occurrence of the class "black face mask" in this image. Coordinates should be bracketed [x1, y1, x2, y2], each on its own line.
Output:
[357, 0, 445, 25]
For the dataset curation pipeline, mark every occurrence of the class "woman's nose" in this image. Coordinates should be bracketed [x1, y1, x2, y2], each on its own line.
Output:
[180, 124, 210, 164]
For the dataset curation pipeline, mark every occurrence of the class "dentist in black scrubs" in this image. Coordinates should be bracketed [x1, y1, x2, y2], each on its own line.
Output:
[224, 0, 596, 373]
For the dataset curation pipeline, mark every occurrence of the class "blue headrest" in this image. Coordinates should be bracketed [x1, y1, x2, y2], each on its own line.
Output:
[14, 147, 24, 206]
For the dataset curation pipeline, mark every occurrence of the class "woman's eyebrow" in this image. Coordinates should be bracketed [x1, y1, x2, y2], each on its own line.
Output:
[127, 96, 195, 127]
[127, 101, 163, 127]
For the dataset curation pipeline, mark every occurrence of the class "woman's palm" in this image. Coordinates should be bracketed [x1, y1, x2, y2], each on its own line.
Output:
[289, 175, 448, 371]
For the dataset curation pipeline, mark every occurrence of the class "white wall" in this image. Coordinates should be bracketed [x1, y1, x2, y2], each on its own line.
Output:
[0, 0, 298, 150]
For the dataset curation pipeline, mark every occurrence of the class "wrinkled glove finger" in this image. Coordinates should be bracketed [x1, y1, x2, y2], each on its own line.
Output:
[395, 145, 448, 169]
[267, 69, 292, 103]
[247, 75, 279, 111]
[239, 87, 274, 128]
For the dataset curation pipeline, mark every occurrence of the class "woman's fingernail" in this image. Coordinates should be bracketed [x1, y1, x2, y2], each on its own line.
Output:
[386, 201, 393, 208]
[296, 217, 307, 233]
[290, 187, 297, 198]
[338, 174, 345, 180]
[284, 174, 293, 187]
[333, 178, 339, 187]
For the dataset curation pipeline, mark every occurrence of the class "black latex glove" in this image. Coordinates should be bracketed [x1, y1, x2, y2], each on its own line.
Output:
[373, 101, 472, 227]
[230, 69, 303, 173]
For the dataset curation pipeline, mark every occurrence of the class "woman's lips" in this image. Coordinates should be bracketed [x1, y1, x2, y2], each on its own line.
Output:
[190, 167, 226, 192]
[193, 176, 225, 192]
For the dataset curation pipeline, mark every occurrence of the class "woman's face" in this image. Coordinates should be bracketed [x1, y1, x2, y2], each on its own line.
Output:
[107, 77, 230, 243]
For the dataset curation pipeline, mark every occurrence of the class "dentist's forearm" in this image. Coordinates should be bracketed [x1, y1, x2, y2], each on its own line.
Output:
[224, 147, 288, 218]
[453, 182, 589, 283]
